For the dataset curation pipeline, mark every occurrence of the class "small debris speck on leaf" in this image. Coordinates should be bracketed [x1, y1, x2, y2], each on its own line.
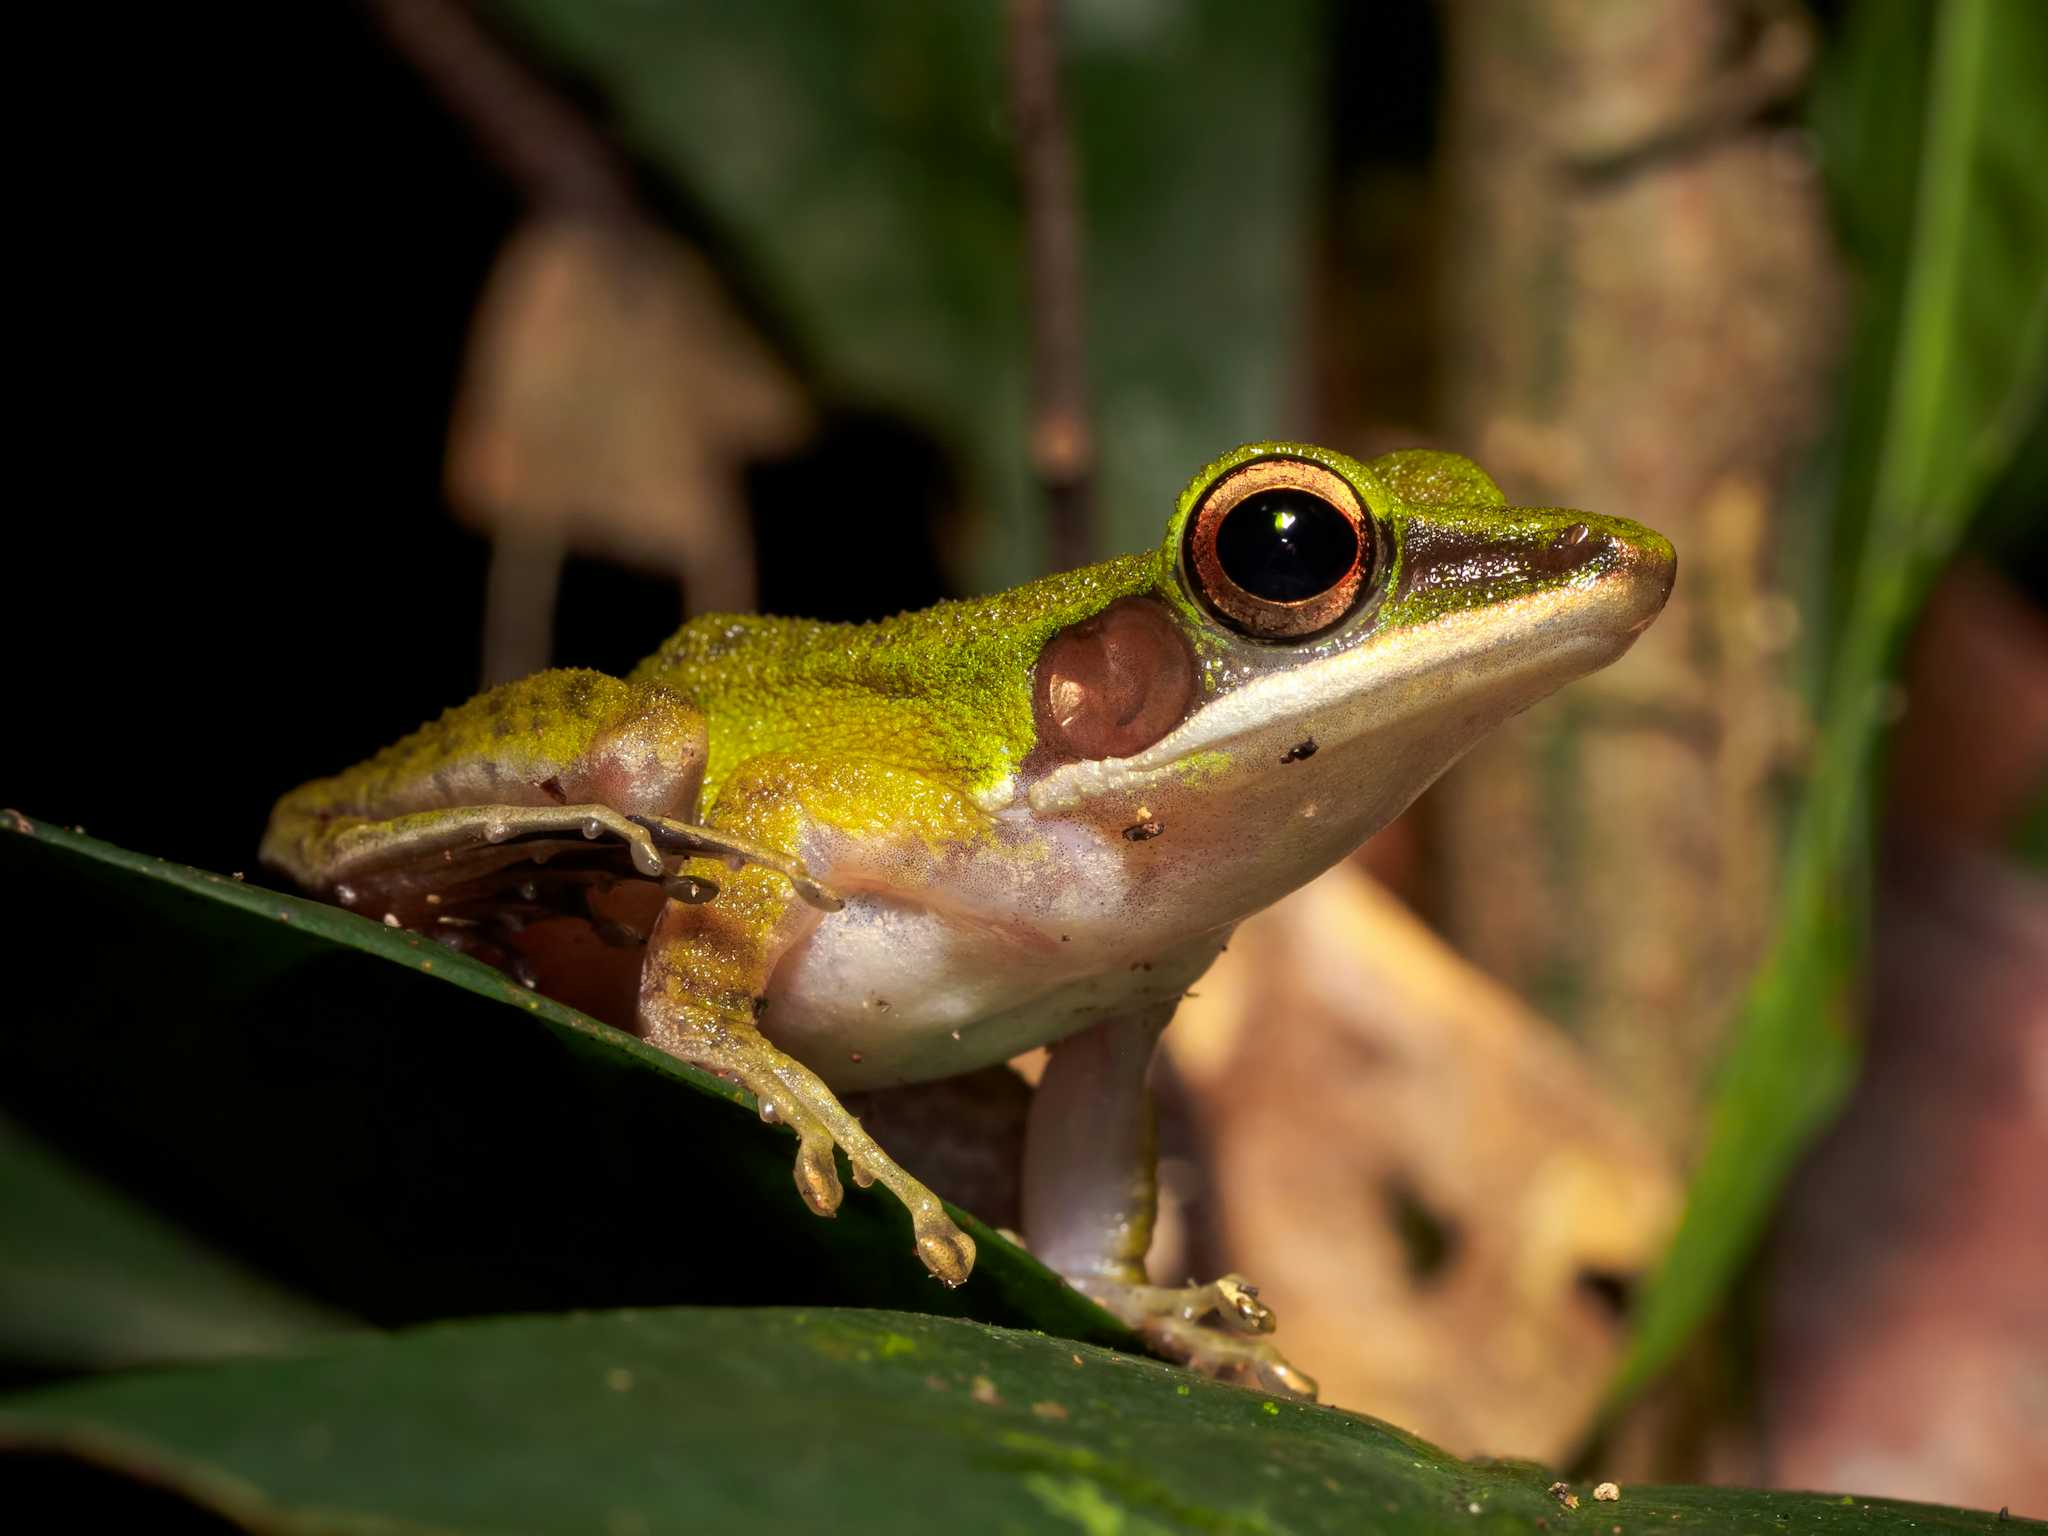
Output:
[1595, 1482, 1621, 1502]
[970, 1375, 1000, 1406]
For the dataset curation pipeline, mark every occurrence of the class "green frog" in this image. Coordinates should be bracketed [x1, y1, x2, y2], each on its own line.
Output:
[263, 441, 1674, 1396]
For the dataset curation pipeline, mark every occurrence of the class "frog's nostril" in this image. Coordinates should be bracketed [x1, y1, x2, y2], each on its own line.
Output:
[1523, 521, 1616, 580]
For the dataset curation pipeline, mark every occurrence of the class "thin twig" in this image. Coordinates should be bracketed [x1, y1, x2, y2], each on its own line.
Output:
[1008, 0, 1095, 570]
[362, 0, 637, 218]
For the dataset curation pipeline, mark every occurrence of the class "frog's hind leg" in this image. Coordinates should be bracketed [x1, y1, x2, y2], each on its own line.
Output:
[1022, 1003, 1318, 1399]
[639, 865, 976, 1288]
[260, 670, 839, 914]
[291, 799, 836, 914]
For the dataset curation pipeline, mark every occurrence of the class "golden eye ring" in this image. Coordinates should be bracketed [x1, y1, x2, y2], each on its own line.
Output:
[1183, 459, 1374, 640]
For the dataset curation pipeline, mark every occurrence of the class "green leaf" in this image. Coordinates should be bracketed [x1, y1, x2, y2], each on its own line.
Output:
[0, 816, 1130, 1374]
[1, 1306, 2020, 1533]
[476, 0, 1320, 587]
[0, 1115, 359, 1380]
[1613, 0, 2048, 1403]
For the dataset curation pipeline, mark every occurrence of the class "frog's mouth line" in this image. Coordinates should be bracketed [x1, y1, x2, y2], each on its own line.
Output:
[1023, 572, 1658, 817]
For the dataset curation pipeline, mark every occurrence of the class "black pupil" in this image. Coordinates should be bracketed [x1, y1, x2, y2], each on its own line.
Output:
[1214, 489, 1360, 602]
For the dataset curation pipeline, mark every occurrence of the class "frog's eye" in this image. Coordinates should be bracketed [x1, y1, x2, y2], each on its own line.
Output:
[1184, 458, 1374, 640]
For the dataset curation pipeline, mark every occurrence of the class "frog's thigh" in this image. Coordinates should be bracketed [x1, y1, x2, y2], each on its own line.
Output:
[1022, 1007, 1317, 1399]
[264, 674, 832, 907]
[264, 672, 704, 880]
[639, 866, 974, 1287]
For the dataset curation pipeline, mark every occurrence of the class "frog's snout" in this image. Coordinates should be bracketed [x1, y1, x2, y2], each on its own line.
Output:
[1393, 508, 1675, 644]
[1607, 519, 1677, 636]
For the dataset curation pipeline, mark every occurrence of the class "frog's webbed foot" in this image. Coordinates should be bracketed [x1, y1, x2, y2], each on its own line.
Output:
[1018, 1002, 1311, 1395]
[1074, 1274, 1318, 1399]
[646, 1008, 976, 1287]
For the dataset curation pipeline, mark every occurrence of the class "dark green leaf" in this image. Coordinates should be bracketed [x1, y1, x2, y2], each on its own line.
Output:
[2, 1306, 2021, 1534]
[0, 816, 1130, 1374]
[0, 1115, 358, 1380]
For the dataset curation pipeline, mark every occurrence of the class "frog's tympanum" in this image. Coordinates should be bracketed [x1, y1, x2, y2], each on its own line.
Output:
[264, 443, 1674, 1395]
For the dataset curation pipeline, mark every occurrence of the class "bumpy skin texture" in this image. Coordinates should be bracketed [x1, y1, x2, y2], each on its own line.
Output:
[263, 443, 1676, 1396]
[263, 672, 703, 880]
[631, 555, 1162, 812]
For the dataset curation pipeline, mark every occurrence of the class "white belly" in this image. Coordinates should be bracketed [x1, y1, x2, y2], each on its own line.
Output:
[762, 888, 1225, 1091]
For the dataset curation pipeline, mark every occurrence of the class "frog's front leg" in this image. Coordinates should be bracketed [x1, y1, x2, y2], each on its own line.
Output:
[641, 849, 976, 1288]
[1023, 1003, 1318, 1399]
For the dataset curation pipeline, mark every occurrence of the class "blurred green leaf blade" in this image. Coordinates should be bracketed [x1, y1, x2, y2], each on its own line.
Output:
[1614, 0, 2048, 1402]
[0, 1116, 360, 1380]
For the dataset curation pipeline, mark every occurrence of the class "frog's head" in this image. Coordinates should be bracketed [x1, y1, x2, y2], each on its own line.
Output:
[1020, 441, 1674, 932]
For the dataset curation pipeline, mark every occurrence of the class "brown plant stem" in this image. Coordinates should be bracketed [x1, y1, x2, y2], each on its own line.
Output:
[1008, 0, 1095, 571]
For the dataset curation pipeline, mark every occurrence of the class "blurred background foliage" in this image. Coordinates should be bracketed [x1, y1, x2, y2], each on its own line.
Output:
[482, 0, 1322, 586]
[6, 0, 2044, 1521]
[1618, 0, 2045, 1405]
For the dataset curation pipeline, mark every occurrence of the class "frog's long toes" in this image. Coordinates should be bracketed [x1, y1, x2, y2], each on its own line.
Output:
[1077, 1275, 1315, 1400]
[1252, 1356, 1318, 1400]
[1167, 1324, 1317, 1401]
[662, 873, 720, 905]
[793, 1137, 844, 1217]
[623, 833, 666, 878]
[913, 1217, 976, 1288]
[794, 872, 846, 913]
[1212, 1275, 1276, 1335]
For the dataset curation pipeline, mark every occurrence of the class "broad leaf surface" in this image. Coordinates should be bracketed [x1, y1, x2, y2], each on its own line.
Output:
[2, 1306, 2022, 1534]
